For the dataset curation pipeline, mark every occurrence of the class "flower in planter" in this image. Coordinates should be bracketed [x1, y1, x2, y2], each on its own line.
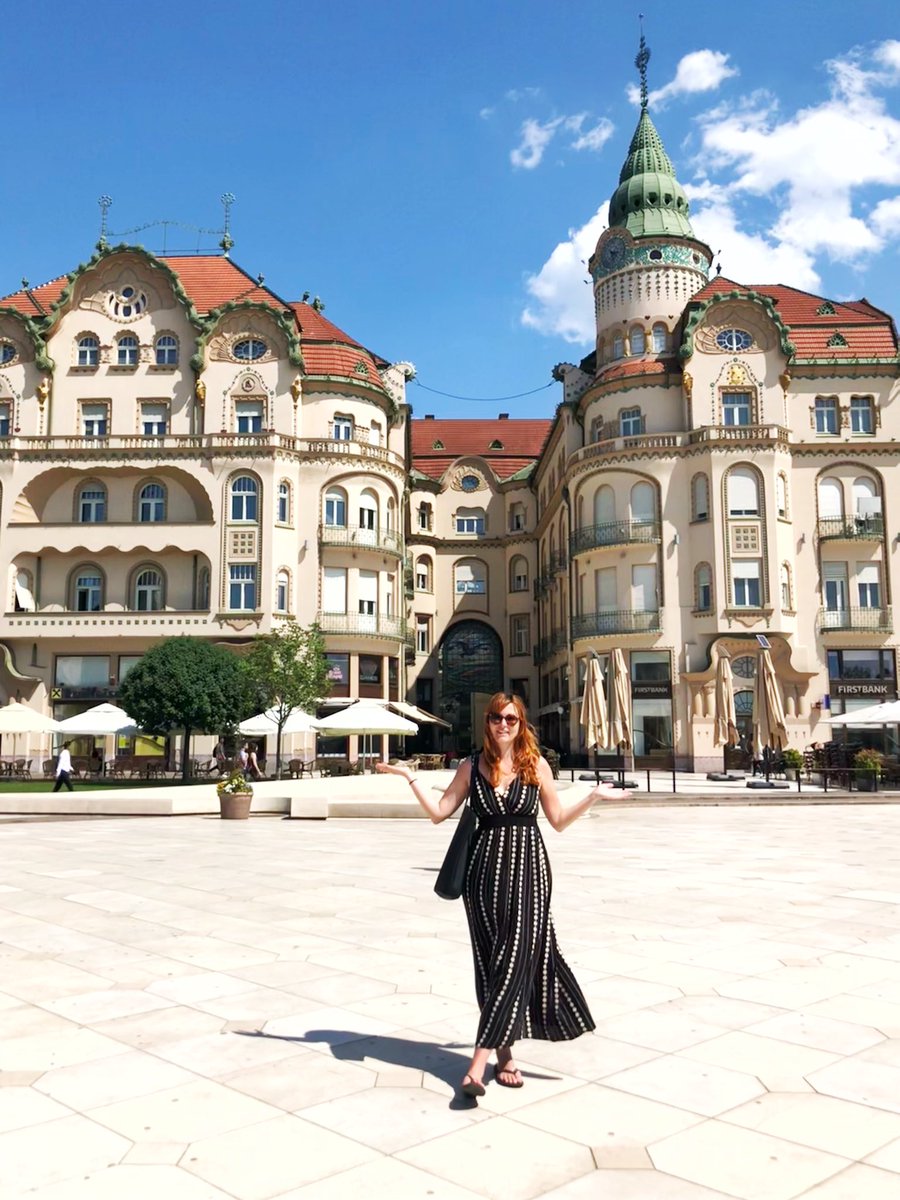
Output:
[216, 769, 253, 796]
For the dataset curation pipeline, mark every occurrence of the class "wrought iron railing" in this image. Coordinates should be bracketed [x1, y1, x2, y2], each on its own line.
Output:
[571, 609, 661, 639]
[316, 611, 406, 639]
[817, 516, 884, 541]
[319, 523, 402, 555]
[818, 606, 892, 632]
[570, 519, 660, 555]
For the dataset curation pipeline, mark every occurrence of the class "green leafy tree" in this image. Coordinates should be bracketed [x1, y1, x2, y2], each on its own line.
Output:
[120, 637, 250, 780]
[242, 621, 330, 776]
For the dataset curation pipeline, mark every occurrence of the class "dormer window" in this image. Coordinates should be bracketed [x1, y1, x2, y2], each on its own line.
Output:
[489, 439, 503, 449]
[109, 285, 147, 319]
[233, 338, 267, 361]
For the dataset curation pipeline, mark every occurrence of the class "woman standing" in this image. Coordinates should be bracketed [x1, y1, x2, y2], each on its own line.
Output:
[376, 692, 616, 1096]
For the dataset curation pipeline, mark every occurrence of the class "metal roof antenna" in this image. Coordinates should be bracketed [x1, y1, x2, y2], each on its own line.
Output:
[97, 195, 113, 251]
[219, 192, 236, 256]
[636, 14, 651, 111]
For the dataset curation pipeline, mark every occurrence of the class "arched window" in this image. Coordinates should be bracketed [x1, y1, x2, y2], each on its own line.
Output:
[117, 335, 139, 367]
[612, 334, 624, 359]
[727, 468, 760, 517]
[14, 569, 35, 612]
[415, 556, 433, 592]
[630, 481, 656, 522]
[593, 485, 615, 526]
[652, 323, 667, 353]
[138, 482, 165, 523]
[275, 570, 290, 612]
[197, 566, 210, 610]
[630, 326, 645, 355]
[230, 475, 258, 522]
[817, 476, 843, 519]
[386, 496, 396, 531]
[76, 335, 99, 367]
[852, 476, 878, 520]
[73, 567, 103, 612]
[691, 473, 709, 521]
[134, 568, 164, 611]
[78, 482, 106, 523]
[417, 502, 432, 531]
[324, 487, 347, 527]
[359, 488, 379, 535]
[695, 563, 712, 612]
[780, 562, 792, 610]
[620, 406, 643, 436]
[509, 555, 529, 592]
[154, 335, 178, 366]
[776, 473, 788, 519]
[455, 559, 487, 595]
[277, 480, 291, 524]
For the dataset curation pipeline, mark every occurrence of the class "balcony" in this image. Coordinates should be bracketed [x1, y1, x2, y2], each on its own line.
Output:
[318, 523, 403, 557]
[547, 550, 568, 577]
[688, 424, 790, 446]
[2, 610, 221, 638]
[534, 627, 569, 665]
[570, 519, 661, 556]
[316, 611, 406, 641]
[817, 516, 884, 542]
[818, 606, 893, 633]
[571, 609, 661, 639]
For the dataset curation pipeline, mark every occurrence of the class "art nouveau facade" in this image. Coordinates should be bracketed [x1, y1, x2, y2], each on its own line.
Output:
[1, 94, 898, 770]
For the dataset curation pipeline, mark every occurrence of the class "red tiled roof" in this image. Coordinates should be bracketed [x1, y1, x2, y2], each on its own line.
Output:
[0, 275, 67, 317]
[160, 255, 283, 311]
[411, 418, 551, 481]
[690, 277, 897, 360]
[289, 302, 364, 348]
[596, 358, 677, 384]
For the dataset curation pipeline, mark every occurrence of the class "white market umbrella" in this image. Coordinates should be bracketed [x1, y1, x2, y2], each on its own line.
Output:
[239, 706, 319, 737]
[56, 703, 138, 736]
[828, 699, 900, 726]
[314, 700, 417, 768]
[0, 701, 61, 734]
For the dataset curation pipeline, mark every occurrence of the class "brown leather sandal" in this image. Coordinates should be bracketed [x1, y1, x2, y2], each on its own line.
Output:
[461, 1073, 486, 1097]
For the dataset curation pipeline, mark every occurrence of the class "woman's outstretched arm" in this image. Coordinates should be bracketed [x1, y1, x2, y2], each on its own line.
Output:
[537, 757, 618, 832]
[375, 757, 472, 824]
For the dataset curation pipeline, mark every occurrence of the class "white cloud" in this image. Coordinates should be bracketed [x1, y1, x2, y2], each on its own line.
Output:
[569, 116, 615, 153]
[870, 194, 900, 238]
[875, 39, 900, 74]
[505, 86, 543, 102]
[521, 207, 606, 342]
[479, 106, 495, 120]
[627, 49, 738, 109]
[511, 117, 564, 169]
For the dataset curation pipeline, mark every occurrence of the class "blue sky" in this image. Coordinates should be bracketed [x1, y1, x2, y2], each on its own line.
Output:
[3, 1, 899, 418]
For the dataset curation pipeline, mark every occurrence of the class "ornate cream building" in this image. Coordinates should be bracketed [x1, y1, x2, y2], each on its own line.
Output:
[1, 75, 898, 770]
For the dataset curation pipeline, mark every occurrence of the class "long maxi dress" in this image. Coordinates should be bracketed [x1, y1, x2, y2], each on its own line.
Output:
[462, 754, 595, 1049]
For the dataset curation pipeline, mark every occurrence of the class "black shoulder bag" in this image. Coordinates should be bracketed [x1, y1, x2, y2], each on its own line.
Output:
[433, 761, 478, 901]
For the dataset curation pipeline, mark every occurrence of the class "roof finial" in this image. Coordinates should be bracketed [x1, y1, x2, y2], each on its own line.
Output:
[635, 15, 650, 111]
[97, 195, 112, 251]
[219, 192, 236, 256]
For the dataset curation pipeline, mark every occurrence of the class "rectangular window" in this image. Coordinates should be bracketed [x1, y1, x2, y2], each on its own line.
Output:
[358, 569, 377, 626]
[332, 415, 353, 440]
[455, 512, 485, 535]
[723, 392, 751, 426]
[620, 407, 643, 436]
[510, 614, 530, 656]
[325, 652, 350, 697]
[324, 494, 346, 526]
[0, 403, 10, 437]
[415, 565, 429, 591]
[815, 397, 839, 435]
[416, 677, 433, 708]
[417, 504, 432, 530]
[698, 574, 712, 612]
[55, 655, 110, 686]
[235, 401, 263, 434]
[510, 677, 530, 705]
[81, 403, 108, 437]
[631, 564, 657, 612]
[732, 559, 761, 607]
[512, 568, 528, 592]
[141, 403, 167, 436]
[416, 615, 430, 654]
[823, 562, 848, 619]
[851, 396, 874, 434]
[79, 487, 106, 523]
[229, 564, 256, 610]
[275, 576, 288, 612]
[322, 566, 347, 613]
[595, 566, 616, 611]
[359, 655, 382, 686]
[828, 649, 894, 682]
[631, 651, 670, 683]
[857, 563, 880, 608]
[455, 563, 486, 594]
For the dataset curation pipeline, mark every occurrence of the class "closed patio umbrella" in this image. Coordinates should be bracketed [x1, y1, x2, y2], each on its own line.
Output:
[713, 654, 739, 748]
[608, 648, 633, 751]
[580, 657, 609, 751]
[752, 648, 788, 758]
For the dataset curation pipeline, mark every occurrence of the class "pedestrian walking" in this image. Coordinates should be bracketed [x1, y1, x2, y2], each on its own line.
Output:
[52, 742, 74, 792]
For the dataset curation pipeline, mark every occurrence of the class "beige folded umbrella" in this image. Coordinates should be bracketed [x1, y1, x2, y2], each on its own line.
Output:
[608, 648, 633, 751]
[580, 657, 609, 751]
[752, 648, 788, 757]
[714, 654, 739, 747]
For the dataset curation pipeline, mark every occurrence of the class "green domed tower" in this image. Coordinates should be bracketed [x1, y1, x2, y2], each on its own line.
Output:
[589, 35, 712, 363]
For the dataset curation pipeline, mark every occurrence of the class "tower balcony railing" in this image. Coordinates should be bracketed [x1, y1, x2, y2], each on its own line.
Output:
[818, 606, 892, 633]
[569, 519, 660, 556]
[817, 516, 884, 542]
[318, 523, 403, 556]
[571, 609, 661, 640]
[316, 611, 406, 640]
[688, 424, 790, 446]
[547, 550, 568, 577]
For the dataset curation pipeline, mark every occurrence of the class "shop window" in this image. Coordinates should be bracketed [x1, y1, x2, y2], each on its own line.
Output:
[325, 652, 350, 697]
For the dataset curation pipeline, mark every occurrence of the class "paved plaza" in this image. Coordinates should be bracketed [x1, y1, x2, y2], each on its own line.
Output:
[3, 802, 900, 1199]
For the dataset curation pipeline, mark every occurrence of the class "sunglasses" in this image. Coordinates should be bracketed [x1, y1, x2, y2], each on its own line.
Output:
[488, 713, 520, 726]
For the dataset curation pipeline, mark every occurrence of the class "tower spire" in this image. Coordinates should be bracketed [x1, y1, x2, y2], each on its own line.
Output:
[635, 17, 650, 111]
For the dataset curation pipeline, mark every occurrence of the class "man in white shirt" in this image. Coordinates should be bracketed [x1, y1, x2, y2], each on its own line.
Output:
[52, 742, 74, 792]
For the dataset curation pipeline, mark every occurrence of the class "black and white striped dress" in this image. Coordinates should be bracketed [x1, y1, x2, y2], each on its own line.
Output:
[463, 754, 595, 1049]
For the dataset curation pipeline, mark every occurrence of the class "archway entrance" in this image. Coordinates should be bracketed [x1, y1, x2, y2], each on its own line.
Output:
[439, 621, 503, 754]
[725, 688, 755, 771]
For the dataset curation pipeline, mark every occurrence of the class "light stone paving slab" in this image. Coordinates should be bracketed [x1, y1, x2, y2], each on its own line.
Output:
[4, 804, 900, 1197]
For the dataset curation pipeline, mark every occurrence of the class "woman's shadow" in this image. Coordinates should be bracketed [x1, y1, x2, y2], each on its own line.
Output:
[235, 1027, 549, 1109]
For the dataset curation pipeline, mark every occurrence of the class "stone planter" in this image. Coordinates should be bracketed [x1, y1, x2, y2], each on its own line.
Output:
[219, 792, 252, 820]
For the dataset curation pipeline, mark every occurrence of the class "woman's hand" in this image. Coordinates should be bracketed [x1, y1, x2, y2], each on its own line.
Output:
[375, 761, 413, 782]
[587, 782, 620, 803]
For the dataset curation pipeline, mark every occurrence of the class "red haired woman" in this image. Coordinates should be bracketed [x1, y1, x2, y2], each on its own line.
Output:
[376, 692, 616, 1097]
